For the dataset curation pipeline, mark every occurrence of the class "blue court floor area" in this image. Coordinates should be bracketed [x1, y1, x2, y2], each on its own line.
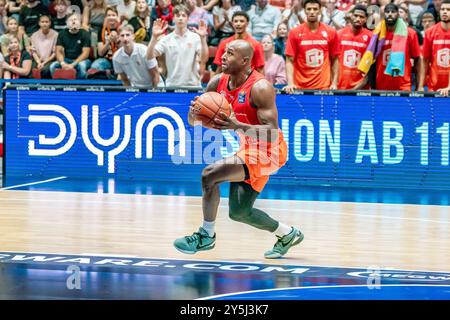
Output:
[2, 175, 450, 206]
[0, 252, 449, 300]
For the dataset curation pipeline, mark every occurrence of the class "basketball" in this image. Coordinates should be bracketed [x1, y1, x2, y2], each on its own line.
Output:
[190, 92, 231, 128]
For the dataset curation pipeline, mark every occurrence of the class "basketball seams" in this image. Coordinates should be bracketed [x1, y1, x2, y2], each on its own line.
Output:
[192, 99, 214, 126]
[204, 92, 224, 126]
[193, 92, 230, 128]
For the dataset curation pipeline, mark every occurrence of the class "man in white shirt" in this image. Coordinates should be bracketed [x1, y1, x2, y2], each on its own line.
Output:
[248, 0, 282, 41]
[113, 24, 160, 88]
[247, 0, 282, 41]
[146, 4, 208, 88]
[117, 0, 137, 23]
[284, 0, 346, 30]
[321, 0, 346, 30]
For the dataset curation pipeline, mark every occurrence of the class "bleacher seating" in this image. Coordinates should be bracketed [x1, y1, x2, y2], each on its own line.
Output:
[52, 69, 77, 80]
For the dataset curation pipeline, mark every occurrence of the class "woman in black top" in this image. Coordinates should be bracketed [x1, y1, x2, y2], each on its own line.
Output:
[128, 0, 151, 44]
[1, 34, 32, 78]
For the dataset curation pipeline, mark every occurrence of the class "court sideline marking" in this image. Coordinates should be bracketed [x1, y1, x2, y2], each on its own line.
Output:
[0, 176, 67, 191]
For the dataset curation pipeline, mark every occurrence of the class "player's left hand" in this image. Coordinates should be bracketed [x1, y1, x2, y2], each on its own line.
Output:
[213, 110, 240, 130]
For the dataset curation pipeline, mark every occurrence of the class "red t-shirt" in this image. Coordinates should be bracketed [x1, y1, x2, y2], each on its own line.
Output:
[337, 26, 372, 89]
[213, 34, 265, 70]
[422, 23, 450, 91]
[376, 28, 421, 91]
[285, 22, 340, 90]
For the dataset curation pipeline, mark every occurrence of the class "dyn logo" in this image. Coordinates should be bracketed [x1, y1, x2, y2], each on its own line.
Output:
[28, 104, 186, 173]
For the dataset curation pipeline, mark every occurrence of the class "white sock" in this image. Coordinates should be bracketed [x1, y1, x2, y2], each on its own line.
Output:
[202, 220, 216, 237]
[274, 223, 292, 238]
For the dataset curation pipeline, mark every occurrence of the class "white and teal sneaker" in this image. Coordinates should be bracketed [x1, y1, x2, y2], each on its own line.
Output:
[174, 227, 216, 254]
[264, 227, 304, 259]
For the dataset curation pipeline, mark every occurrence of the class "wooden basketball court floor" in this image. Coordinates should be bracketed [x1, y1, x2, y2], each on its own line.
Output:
[0, 177, 449, 300]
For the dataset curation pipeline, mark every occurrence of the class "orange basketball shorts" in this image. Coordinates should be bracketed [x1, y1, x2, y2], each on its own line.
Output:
[235, 130, 287, 192]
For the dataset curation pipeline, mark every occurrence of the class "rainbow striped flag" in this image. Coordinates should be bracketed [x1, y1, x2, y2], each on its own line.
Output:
[385, 18, 408, 77]
[358, 20, 387, 74]
[358, 19, 408, 77]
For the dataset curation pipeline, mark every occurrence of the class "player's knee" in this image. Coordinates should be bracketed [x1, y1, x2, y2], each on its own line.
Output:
[229, 204, 251, 222]
[201, 166, 217, 191]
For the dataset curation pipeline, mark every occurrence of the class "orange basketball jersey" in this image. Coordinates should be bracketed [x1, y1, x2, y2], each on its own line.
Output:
[216, 70, 287, 192]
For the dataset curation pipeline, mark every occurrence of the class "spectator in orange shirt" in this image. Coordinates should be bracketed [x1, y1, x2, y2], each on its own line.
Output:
[338, 5, 372, 90]
[213, 11, 265, 74]
[284, 0, 340, 92]
[419, 0, 450, 92]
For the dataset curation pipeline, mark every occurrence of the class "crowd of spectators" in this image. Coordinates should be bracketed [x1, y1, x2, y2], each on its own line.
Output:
[0, 0, 448, 94]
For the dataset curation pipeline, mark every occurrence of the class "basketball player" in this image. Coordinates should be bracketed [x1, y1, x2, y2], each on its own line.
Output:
[419, 0, 450, 92]
[174, 40, 304, 259]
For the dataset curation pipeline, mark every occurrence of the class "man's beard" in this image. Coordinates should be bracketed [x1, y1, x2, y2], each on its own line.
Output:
[386, 18, 397, 26]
